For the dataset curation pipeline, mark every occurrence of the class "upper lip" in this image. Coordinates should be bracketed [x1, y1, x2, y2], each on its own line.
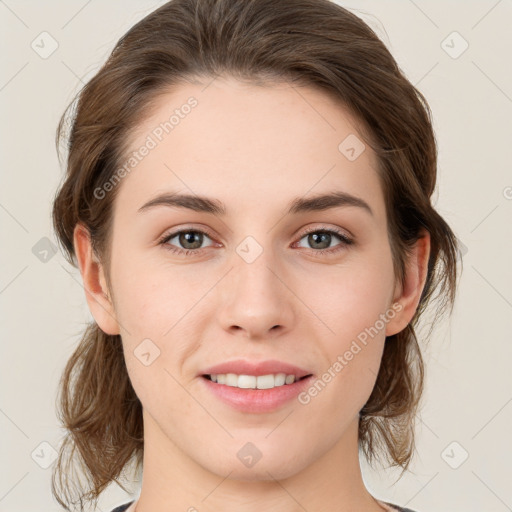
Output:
[200, 359, 313, 379]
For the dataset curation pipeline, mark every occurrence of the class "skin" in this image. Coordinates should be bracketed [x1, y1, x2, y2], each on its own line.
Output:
[74, 76, 430, 512]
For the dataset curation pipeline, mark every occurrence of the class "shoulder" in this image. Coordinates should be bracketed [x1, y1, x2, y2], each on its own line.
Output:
[110, 501, 134, 512]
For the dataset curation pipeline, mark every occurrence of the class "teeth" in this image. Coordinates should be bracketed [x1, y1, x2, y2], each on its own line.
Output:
[285, 374, 296, 385]
[208, 373, 300, 389]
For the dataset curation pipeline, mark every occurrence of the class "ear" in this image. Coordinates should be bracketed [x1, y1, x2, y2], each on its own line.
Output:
[385, 229, 431, 337]
[73, 223, 120, 335]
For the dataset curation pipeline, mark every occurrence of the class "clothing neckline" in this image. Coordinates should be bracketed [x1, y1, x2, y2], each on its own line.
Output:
[123, 498, 401, 512]
[376, 499, 402, 511]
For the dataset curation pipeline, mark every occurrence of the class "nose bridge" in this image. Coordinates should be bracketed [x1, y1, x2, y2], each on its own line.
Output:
[216, 235, 295, 337]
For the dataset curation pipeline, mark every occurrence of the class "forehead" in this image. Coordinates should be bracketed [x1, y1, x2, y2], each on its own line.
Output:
[115, 76, 385, 222]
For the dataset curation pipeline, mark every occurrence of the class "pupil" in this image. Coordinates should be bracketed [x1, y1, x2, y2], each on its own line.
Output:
[180, 231, 202, 249]
[310, 232, 330, 249]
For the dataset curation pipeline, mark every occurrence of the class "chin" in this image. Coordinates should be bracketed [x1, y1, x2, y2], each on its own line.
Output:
[200, 446, 308, 482]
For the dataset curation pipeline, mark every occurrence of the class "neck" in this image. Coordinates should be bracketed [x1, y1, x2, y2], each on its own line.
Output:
[133, 411, 388, 512]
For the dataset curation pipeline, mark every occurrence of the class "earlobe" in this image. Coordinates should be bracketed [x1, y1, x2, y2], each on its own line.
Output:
[385, 230, 431, 337]
[73, 224, 120, 335]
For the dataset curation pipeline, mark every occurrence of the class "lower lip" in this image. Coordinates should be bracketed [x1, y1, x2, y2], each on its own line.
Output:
[199, 375, 314, 413]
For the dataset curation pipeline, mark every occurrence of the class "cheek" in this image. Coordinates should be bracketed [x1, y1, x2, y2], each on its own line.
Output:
[116, 279, 170, 336]
[303, 256, 395, 343]
[298, 290, 388, 432]
[115, 268, 197, 411]
[111, 255, 207, 386]
[299, 254, 393, 402]
[110, 247, 181, 336]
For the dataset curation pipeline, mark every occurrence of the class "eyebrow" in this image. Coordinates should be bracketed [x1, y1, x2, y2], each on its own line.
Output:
[138, 190, 373, 217]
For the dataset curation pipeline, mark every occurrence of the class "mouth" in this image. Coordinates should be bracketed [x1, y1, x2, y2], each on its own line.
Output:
[198, 359, 315, 412]
[201, 372, 313, 389]
[199, 370, 315, 413]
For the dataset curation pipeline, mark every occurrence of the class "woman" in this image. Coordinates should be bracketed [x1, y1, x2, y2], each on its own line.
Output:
[51, 1, 460, 511]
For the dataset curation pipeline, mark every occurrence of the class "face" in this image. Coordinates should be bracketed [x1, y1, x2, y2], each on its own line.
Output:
[87, 76, 411, 480]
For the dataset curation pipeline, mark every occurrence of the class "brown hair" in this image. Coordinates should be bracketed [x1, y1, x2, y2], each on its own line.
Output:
[51, 0, 461, 509]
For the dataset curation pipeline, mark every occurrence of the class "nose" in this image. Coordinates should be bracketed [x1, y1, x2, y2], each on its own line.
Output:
[216, 245, 297, 340]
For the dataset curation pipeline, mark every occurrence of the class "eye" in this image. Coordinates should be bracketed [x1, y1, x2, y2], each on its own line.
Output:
[294, 226, 354, 254]
[158, 228, 216, 255]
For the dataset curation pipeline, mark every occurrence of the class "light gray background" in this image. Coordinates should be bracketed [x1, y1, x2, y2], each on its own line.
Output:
[1, 1, 511, 511]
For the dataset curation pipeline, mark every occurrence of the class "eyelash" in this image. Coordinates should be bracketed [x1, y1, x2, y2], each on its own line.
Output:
[157, 225, 354, 257]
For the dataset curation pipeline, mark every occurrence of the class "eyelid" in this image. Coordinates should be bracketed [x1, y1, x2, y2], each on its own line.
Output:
[158, 222, 216, 238]
[297, 224, 353, 241]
